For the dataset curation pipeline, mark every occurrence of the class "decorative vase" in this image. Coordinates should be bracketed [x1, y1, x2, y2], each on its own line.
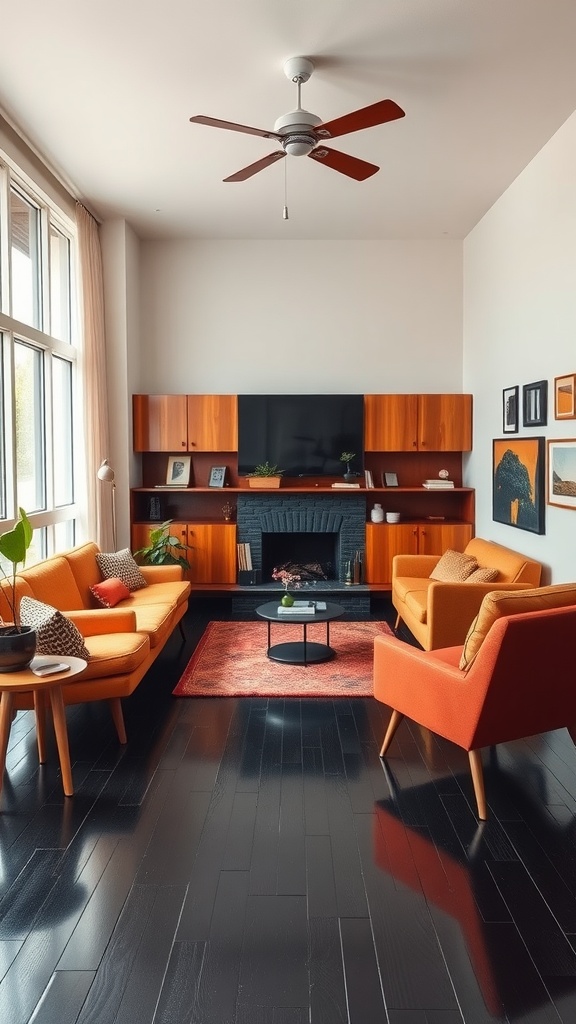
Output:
[343, 472, 356, 482]
[371, 503, 384, 523]
[281, 592, 294, 607]
[0, 625, 37, 673]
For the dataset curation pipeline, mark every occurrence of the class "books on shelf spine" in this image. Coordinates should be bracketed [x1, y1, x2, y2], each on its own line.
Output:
[277, 606, 316, 615]
[422, 481, 455, 489]
[331, 482, 361, 488]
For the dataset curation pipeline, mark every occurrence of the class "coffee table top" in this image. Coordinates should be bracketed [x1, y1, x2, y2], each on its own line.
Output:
[256, 600, 345, 625]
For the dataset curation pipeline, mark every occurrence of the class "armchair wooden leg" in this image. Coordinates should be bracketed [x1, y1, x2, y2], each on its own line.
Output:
[109, 698, 127, 744]
[468, 749, 487, 820]
[380, 709, 404, 757]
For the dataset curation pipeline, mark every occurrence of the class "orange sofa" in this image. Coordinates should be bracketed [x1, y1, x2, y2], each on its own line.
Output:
[0, 542, 190, 741]
[392, 537, 542, 650]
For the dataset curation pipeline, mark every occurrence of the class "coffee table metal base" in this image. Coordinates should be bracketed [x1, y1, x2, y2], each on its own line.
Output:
[267, 640, 335, 665]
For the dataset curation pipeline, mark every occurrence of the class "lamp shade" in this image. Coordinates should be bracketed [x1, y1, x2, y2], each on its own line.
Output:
[97, 459, 115, 483]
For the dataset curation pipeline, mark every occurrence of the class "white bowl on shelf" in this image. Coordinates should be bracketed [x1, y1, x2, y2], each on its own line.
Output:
[386, 512, 401, 523]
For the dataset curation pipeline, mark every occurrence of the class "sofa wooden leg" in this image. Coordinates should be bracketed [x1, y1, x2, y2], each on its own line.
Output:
[109, 698, 127, 744]
[178, 619, 186, 641]
[468, 749, 487, 820]
[394, 613, 401, 631]
[380, 709, 404, 757]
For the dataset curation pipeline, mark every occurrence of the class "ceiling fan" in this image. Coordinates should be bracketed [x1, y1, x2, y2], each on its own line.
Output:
[190, 56, 405, 183]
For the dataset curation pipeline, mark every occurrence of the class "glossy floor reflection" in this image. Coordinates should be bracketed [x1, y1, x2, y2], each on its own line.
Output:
[0, 600, 576, 1023]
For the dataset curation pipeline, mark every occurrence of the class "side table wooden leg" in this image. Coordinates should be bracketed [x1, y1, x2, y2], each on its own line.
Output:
[34, 690, 48, 763]
[48, 685, 74, 797]
[0, 691, 15, 798]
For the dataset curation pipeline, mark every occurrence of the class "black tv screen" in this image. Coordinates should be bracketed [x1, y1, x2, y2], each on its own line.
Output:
[238, 394, 364, 477]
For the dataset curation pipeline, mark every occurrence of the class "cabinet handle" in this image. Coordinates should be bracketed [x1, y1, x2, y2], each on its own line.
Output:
[182, 441, 186, 447]
[420, 439, 426, 447]
[412, 439, 417, 447]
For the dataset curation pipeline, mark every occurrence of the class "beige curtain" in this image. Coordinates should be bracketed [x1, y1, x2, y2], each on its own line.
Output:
[76, 203, 113, 550]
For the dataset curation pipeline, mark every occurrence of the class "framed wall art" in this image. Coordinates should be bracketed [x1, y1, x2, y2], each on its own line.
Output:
[554, 374, 576, 420]
[502, 385, 519, 434]
[166, 455, 191, 486]
[493, 436, 545, 534]
[522, 380, 547, 427]
[547, 438, 576, 510]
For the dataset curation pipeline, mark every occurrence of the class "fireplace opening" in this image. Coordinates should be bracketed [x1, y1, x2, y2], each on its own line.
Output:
[262, 531, 339, 584]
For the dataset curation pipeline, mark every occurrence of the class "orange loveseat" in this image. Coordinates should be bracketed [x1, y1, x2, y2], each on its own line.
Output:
[0, 542, 190, 741]
[391, 537, 542, 650]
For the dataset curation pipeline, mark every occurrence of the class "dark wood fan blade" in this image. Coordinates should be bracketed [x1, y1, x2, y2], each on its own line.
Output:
[314, 99, 405, 140]
[190, 115, 280, 140]
[223, 151, 286, 182]
[308, 146, 379, 181]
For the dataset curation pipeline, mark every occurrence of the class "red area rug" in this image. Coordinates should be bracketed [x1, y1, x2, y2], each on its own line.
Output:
[172, 619, 393, 698]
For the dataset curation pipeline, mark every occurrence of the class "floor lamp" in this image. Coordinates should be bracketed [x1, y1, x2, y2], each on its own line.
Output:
[97, 459, 117, 551]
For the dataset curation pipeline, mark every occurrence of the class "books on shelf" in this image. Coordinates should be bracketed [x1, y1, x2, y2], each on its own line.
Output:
[422, 479, 455, 489]
[237, 542, 252, 570]
[331, 482, 361, 488]
[364, 469, 374, 488]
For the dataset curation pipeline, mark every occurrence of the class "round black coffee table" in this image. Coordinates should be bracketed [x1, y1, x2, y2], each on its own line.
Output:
[255, 600, 345, 665]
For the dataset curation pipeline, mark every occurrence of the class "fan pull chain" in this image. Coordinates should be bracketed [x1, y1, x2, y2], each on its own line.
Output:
[283, 157, 289, 220]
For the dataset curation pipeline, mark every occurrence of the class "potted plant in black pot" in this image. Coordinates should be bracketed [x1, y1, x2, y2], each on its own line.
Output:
[340, 451, 357, 482]
[0, 508, 36, 672]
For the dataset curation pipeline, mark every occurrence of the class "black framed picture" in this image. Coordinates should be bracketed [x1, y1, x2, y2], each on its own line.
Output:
[493, 436, 545, 534]
[502, 385, 519, 434]
[209, 465, 227, 487]
[382, 472, 398, 487]
[522, 380, 547, 427]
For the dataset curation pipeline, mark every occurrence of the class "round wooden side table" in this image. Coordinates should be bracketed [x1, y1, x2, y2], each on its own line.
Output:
[0, 655, 87, 800]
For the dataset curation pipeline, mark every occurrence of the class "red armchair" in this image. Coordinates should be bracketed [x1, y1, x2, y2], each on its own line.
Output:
[374, 605, 576, 819]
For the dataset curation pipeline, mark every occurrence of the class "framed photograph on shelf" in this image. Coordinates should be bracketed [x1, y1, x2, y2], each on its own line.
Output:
[208, 465, 227, 488]
[547, 438, 576, 510]
[502, 385, 519, 434]
[166, 455, 191, 486]
[522, 380, 547, 427]
[492, 437, 545, 534]
[554, 374, 576, 420]
[383, 472, 398, 487]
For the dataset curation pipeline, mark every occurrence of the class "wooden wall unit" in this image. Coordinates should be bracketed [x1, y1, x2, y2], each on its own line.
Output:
[131, 391, 474, 589]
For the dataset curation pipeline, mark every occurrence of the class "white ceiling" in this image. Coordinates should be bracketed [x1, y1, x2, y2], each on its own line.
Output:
[2, 0, 576, 241]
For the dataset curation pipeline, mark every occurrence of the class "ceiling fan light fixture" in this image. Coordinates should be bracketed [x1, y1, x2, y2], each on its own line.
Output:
[282, 135, 316, 157]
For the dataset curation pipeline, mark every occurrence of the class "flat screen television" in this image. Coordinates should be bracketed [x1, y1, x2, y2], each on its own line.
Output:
[238, 394, 364, 477]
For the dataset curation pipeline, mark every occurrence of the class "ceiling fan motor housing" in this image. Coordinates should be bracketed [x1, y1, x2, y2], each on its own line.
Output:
[274, 108, 322, 156]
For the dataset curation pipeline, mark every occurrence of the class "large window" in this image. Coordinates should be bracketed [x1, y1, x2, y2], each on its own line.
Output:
[0, 158, 81, 563]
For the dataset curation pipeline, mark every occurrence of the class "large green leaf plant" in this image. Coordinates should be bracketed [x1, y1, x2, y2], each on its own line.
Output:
[0, 508, 33, 631]
[133, 520, 192, 570]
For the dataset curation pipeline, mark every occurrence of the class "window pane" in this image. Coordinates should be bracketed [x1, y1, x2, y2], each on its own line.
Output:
[15, 341, 45, 512]
[49, 224, 71, 342]
[54, 519, 75, 553]
[53, 355, 74, 505]
[0, 336, 5, 520]
[10, 189, 41, 329]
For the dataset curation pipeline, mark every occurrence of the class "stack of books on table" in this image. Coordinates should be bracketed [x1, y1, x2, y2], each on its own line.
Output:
[422, 479, 455, 489]
[277, 600, 327, 614]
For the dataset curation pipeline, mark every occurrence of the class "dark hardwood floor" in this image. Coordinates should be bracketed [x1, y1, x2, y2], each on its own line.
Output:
[1, 596, 576, 1023]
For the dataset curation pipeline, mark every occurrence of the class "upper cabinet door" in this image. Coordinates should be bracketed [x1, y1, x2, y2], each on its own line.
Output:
[418, 394, 472, 452]
[133, 394, 188, 452]
[187, 395, 238, 452]
[364, 394, 419, 451]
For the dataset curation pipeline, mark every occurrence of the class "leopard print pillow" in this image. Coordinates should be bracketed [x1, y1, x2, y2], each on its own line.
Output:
[96, 548, 147, 591]
[19, 596, 90, 659]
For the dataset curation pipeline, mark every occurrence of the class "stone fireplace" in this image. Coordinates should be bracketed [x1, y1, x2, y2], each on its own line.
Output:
[233, 492, 369, 616]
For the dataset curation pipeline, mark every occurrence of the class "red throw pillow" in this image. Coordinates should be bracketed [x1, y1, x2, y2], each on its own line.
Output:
[90, 577, 131, 608]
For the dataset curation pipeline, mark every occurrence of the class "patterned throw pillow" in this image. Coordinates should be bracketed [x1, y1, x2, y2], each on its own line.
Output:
[466, 566, 500, 583]
[429, 550, 478, 582]
[96, 548, 147, 591]
[19, 596, 90, 659]
[90, 577, 131, 608]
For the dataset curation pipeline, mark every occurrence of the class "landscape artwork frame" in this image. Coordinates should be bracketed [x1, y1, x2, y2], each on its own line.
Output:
[554, 374, 576, 420]
[502, 385, 519, 434]
[492, 436, 545, 535]
[547, 438, 576, 510]
[522, 380, 547, 427]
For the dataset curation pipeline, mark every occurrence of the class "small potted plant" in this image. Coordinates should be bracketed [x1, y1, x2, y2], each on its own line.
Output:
[0, 508, 37, 671]
[272, 567, 301, 606]
[340, 452, 357, 481]
[246, 462, 284, 489]
[133, 520, 192, 571]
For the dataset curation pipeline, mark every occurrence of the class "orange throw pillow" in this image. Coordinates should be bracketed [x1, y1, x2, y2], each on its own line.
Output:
[91, 577, 131, 608]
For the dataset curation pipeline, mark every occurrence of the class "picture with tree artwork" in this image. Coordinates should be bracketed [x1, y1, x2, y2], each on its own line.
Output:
[493, 437, 545, 534]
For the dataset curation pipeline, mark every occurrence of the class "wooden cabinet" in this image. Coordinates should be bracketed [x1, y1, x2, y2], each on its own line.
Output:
[172, 522, 237, 584]
[364, 394, 472, 452]
[133, 394, 238, 452]
[365, 521, 473, 586]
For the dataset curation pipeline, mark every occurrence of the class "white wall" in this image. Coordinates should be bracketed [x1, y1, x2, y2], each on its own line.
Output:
[464, 111, 576, 583]
[139, 240, 463, 394]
